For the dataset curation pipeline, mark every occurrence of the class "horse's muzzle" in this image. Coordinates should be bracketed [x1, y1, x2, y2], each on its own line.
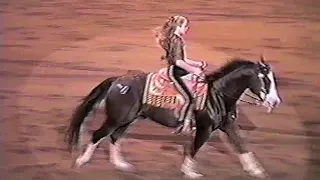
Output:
[262, 93, 281, 113]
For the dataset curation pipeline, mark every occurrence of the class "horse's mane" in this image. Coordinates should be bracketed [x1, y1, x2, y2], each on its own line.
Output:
[206, 58, 255, 83]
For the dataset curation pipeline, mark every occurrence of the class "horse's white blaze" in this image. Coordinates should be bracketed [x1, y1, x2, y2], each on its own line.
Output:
[110, 141, 134, 171]
[239, 152, 266, 178]
[258, 73, 266, 100]
[259, 91, 266, 100]
[264, 71, 281, 108]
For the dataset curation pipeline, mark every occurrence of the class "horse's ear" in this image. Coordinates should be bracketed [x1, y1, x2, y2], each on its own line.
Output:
[260, 55, 266, 63]
[257, 55, 267, 67]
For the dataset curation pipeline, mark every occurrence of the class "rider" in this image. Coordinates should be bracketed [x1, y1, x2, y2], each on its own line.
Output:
[154, 15, 207, 134]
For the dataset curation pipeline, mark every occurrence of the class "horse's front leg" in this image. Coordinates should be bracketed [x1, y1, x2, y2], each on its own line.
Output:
[220, 117, 267, 178]
[181, 125, 212, 179]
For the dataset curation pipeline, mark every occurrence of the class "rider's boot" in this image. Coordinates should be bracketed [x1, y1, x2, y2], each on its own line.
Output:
[181, 117, 192, 134]
[173, 106, 195, 135]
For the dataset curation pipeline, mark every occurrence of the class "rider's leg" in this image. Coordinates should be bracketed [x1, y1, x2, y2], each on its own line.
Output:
[168, 65, 194, 134]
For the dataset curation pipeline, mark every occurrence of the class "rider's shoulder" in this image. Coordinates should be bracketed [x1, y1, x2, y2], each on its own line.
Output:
[171, 34, 185, 45]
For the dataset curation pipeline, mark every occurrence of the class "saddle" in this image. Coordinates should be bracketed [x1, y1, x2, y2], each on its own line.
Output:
[142, 67, 208, 115]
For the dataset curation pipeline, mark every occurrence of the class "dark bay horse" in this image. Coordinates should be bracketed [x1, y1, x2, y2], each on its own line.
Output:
[66, 57, 281, 179]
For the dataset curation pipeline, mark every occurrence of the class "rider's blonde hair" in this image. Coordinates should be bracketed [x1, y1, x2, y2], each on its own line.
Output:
[153, 15, 189, 54]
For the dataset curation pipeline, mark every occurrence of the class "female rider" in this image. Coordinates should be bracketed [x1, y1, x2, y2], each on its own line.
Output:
[154, 15, 207, 134]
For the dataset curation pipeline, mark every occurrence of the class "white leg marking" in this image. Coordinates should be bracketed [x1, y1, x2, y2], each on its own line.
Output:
[75, 138, 105, 168]
[239, 152, 267, 178]
[181, 156, 203, 179]
[110, 142, 135, 171]
[78, 109, 97, 152]
[78, 116, 90, 151]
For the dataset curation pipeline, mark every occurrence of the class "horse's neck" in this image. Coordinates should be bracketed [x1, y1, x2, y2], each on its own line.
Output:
[213, 69, 250, 104]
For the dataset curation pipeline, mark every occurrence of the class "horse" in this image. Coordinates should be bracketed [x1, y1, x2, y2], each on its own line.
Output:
[66, 56, 281, 179]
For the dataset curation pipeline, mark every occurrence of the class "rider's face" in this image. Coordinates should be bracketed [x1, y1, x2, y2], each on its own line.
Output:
[179, 20, 189, 35]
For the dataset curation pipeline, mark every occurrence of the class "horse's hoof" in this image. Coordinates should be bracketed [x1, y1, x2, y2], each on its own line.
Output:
[181, 166, 203, 179]
[247, 168, 267, 179]
[115, 162, 136, 172]
[73, 157, 87, 169]
[251, 171, 267, 179]
[183, 171, 204, 179]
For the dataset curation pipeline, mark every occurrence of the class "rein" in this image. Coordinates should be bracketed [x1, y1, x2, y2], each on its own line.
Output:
[202, 65, 263, 107]
[241, 93, 262, 105]
[212, 87, 262, 106]
[196, 76, 262, 106]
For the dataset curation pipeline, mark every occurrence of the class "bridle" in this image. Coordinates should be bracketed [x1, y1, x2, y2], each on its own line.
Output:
[241, 92, 263, 105]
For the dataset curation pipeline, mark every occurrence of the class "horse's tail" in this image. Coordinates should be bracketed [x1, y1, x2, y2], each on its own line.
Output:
[66, 76, 117, 152]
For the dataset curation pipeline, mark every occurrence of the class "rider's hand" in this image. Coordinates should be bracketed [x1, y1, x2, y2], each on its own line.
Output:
[199, 71, 206, 79]
[196, 72, 206, 81]
[193, 67, 203, 76]
[200, 61, 207, 69]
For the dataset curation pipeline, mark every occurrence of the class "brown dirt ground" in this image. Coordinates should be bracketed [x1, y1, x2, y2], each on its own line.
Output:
[1, 0, 320, 180]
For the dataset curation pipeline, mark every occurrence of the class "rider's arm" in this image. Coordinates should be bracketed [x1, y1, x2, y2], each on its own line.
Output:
[176, 60, 201, 75]
[171, 38, 202, 75]
[185, 58, 205, 68]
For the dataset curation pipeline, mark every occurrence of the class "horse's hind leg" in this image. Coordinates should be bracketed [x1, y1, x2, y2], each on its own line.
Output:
[109, 122, 135, 171]
[75, 121, 115, 168]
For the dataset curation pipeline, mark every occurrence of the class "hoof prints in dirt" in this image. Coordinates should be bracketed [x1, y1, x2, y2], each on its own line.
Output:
[54, 125, 68, 135]
[36, 146, 66, 153]
[23, 12, 53, 16]
[0, 59, 43, 66]
[0, 95, 9, 100]
[61, 33, 90, 41]
[5, 27, 25, 31]
[0, 44, 32, 48]
[15, 137, 36, 143]
[270, 172, 290, 179]
[214, 46, 251, 54]
[9, 149, 33, 155]
[0, 58, 124, 73]
[24, 36, 41, 40]
[277, 77, 307, 87]
[303, 121, 320, 126]
[47, 25, 62, 29]
[7, 163, 57, 173]
[277, 77, 319, 91]
[160, 145, 178, 152]
[99, 45, 133, 52]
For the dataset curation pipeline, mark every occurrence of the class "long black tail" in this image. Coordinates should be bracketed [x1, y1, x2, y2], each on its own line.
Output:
[66, 76, 117, 152]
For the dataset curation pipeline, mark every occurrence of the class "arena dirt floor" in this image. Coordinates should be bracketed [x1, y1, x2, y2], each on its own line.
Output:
[1, 0, 320, 179]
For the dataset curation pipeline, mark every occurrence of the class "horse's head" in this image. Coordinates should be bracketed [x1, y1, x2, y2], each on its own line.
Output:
[248, 55, 281, 112]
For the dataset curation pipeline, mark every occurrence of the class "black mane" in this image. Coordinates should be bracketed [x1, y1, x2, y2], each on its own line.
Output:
[206, 58, 255, 83]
